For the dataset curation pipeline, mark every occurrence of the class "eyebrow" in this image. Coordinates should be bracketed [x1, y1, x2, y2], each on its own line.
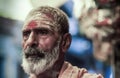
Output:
[22, 27, 55, 34]
[34, 27, 53, 32]
[22, 20, 58, 33]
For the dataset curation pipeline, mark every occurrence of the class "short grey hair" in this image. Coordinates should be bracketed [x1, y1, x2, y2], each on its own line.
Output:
[25, 6, 69, 35]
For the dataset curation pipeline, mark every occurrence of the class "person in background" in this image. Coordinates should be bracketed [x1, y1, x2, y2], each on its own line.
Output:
[21, 6, 103, 78]
[76, 0, 120, 78]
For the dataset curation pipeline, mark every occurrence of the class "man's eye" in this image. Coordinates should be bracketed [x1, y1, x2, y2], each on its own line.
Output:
[23, 31, 30, 37]
[36, 30, 49, 35]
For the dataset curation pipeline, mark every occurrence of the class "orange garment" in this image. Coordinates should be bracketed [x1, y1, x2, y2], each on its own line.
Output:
[59, 61, 103, 78]
[29, 61, 103, 78]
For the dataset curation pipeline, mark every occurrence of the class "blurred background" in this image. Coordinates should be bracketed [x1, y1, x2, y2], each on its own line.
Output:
[0, 0, 120, 78]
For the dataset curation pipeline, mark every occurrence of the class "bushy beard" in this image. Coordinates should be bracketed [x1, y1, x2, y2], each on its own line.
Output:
[22, 39, 60, 75]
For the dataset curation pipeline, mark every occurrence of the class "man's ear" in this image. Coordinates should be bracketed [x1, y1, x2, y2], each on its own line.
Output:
[61, 33, 72, 53]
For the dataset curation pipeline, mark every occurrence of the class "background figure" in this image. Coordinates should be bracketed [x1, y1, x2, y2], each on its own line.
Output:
[76, 0, 120, 78]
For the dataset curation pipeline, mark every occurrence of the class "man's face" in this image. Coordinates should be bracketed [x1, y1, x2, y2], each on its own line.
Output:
[22, 14, 61, 75]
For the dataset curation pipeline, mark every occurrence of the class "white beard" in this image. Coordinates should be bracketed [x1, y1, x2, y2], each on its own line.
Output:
[22, 40, 60, 75]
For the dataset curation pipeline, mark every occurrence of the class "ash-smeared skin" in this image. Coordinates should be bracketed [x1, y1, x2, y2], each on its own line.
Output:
[23, 13, 58, 34]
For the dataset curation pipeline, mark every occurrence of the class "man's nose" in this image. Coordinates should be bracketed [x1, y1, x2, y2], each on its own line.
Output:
[26, 32, 38, 47]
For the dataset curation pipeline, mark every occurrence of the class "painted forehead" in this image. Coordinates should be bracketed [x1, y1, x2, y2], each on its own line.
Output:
[23, 13, 57, 30]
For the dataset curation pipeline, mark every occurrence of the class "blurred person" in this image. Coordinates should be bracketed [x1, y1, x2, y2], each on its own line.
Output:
[79, 0, 119, 64]
[73, 0, 96, 19]
[82, 8, 114, 63]
[21, 6, 103, 78]
[75, 0, 120, 78]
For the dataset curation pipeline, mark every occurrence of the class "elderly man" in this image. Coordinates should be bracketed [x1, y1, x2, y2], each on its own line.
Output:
[21, 6, 103, 78]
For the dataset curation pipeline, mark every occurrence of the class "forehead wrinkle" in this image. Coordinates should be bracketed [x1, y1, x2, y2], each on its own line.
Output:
[38, 20, 58, 33]
[22, 20, 39, 31]
[35, 13, 59, 33]
[32, 13, 55, 22]
[23, 13, 59, 32]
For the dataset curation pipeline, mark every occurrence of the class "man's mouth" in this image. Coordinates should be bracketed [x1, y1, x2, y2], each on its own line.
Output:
[25, 52, 45, 59]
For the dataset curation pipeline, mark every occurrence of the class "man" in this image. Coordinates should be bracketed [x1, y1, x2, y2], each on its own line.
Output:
[21, 6, 103, 78]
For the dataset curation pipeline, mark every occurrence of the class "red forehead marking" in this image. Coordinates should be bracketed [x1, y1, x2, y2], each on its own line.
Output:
[27, 20, 38, 29]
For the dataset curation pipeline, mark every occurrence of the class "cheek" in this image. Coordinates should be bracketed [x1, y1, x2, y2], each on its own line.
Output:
[38, 37, 57, 51]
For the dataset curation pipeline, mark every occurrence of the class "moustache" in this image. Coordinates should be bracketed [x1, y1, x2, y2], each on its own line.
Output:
[24, 47, 45, 58]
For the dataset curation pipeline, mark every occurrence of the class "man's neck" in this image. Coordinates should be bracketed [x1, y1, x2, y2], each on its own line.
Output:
[37, 69, 59, 78]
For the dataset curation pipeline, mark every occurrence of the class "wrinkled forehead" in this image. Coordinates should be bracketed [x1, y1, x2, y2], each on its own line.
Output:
[22, 13, 57, 30]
